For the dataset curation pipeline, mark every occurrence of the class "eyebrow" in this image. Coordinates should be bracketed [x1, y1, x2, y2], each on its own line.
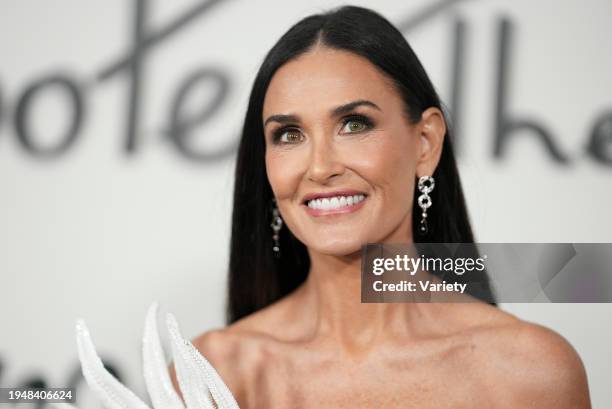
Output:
[263, 99, 381, 127]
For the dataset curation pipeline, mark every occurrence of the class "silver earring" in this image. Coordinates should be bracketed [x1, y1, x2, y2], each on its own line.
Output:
[270, 199, 283, 257]
[417, 175, 435, 235]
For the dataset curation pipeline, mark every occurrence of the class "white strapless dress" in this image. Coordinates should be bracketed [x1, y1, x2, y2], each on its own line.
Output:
[52, 302, 240, 409]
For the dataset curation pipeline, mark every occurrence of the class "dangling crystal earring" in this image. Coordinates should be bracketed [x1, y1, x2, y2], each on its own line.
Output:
[417, 175, 435, 235]
[270, 198, 283, 257]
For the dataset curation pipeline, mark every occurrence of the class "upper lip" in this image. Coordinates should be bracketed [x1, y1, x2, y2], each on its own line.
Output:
[302, 190, 367, 204]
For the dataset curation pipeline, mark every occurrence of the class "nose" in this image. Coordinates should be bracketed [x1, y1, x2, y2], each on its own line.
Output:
[305, 136, 345, 184]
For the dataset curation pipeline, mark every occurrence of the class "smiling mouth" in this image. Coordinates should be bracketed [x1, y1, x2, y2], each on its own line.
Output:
[305, 194, 366, 211]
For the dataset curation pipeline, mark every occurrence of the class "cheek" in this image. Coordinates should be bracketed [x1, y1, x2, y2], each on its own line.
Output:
[265, 149, 304, 199]
[347, 131, 418, 195]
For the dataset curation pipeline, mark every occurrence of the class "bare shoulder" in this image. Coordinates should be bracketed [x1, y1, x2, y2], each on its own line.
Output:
[188, 326, 263, 403]
[173, 307, 286, 404]
[168, 295, 298, 404]
[168, 327, 253, 405]
[462, 305, 591, 408]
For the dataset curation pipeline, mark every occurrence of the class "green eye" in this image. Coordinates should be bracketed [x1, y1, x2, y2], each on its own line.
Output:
[341, 115, 373, 134]
[346, 120, 366, 132]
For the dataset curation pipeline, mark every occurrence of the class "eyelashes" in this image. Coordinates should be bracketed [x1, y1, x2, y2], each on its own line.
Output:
[270, 114, 375, 144]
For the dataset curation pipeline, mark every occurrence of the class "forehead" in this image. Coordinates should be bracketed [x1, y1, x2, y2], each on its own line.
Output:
[262, 47, 401, 119]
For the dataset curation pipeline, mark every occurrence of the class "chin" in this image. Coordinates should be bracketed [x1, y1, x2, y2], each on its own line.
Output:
[305, 237, 364, 257]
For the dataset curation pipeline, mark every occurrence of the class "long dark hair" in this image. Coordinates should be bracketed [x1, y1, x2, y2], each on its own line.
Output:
[228, 5, 496, 324]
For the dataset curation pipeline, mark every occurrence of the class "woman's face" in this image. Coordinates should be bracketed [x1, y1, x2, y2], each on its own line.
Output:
[263, 46, 443, 256]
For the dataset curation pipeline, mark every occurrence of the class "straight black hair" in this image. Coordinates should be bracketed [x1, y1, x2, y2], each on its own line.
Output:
[228, 5, 496, 324]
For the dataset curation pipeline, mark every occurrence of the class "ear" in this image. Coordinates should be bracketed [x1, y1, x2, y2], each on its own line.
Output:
[416, 107, 446, 178]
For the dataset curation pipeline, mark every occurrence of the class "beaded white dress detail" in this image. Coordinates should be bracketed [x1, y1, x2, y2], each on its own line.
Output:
[52, 302, 240, 409]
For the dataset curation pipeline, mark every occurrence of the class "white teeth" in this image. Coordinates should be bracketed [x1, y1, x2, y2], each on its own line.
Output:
[307, 194, 365, 210]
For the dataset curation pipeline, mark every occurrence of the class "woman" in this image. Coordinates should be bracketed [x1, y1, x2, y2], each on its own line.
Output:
[171, 5, 590, 408]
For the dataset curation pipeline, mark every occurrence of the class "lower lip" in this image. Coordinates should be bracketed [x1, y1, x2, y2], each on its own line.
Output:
[303, 196, 367, 217]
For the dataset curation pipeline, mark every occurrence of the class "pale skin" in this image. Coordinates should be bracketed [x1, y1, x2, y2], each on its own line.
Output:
[170, 46, 591, 408]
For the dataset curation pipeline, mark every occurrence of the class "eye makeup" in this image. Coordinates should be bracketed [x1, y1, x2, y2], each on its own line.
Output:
[268, 112, 376, 145]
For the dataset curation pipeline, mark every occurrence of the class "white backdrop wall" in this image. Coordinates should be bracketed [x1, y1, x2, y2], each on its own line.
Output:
[1, 0, 611, 407]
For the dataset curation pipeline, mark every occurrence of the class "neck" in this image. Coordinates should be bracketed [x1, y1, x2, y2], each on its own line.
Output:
[297, 244, 429, 354]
